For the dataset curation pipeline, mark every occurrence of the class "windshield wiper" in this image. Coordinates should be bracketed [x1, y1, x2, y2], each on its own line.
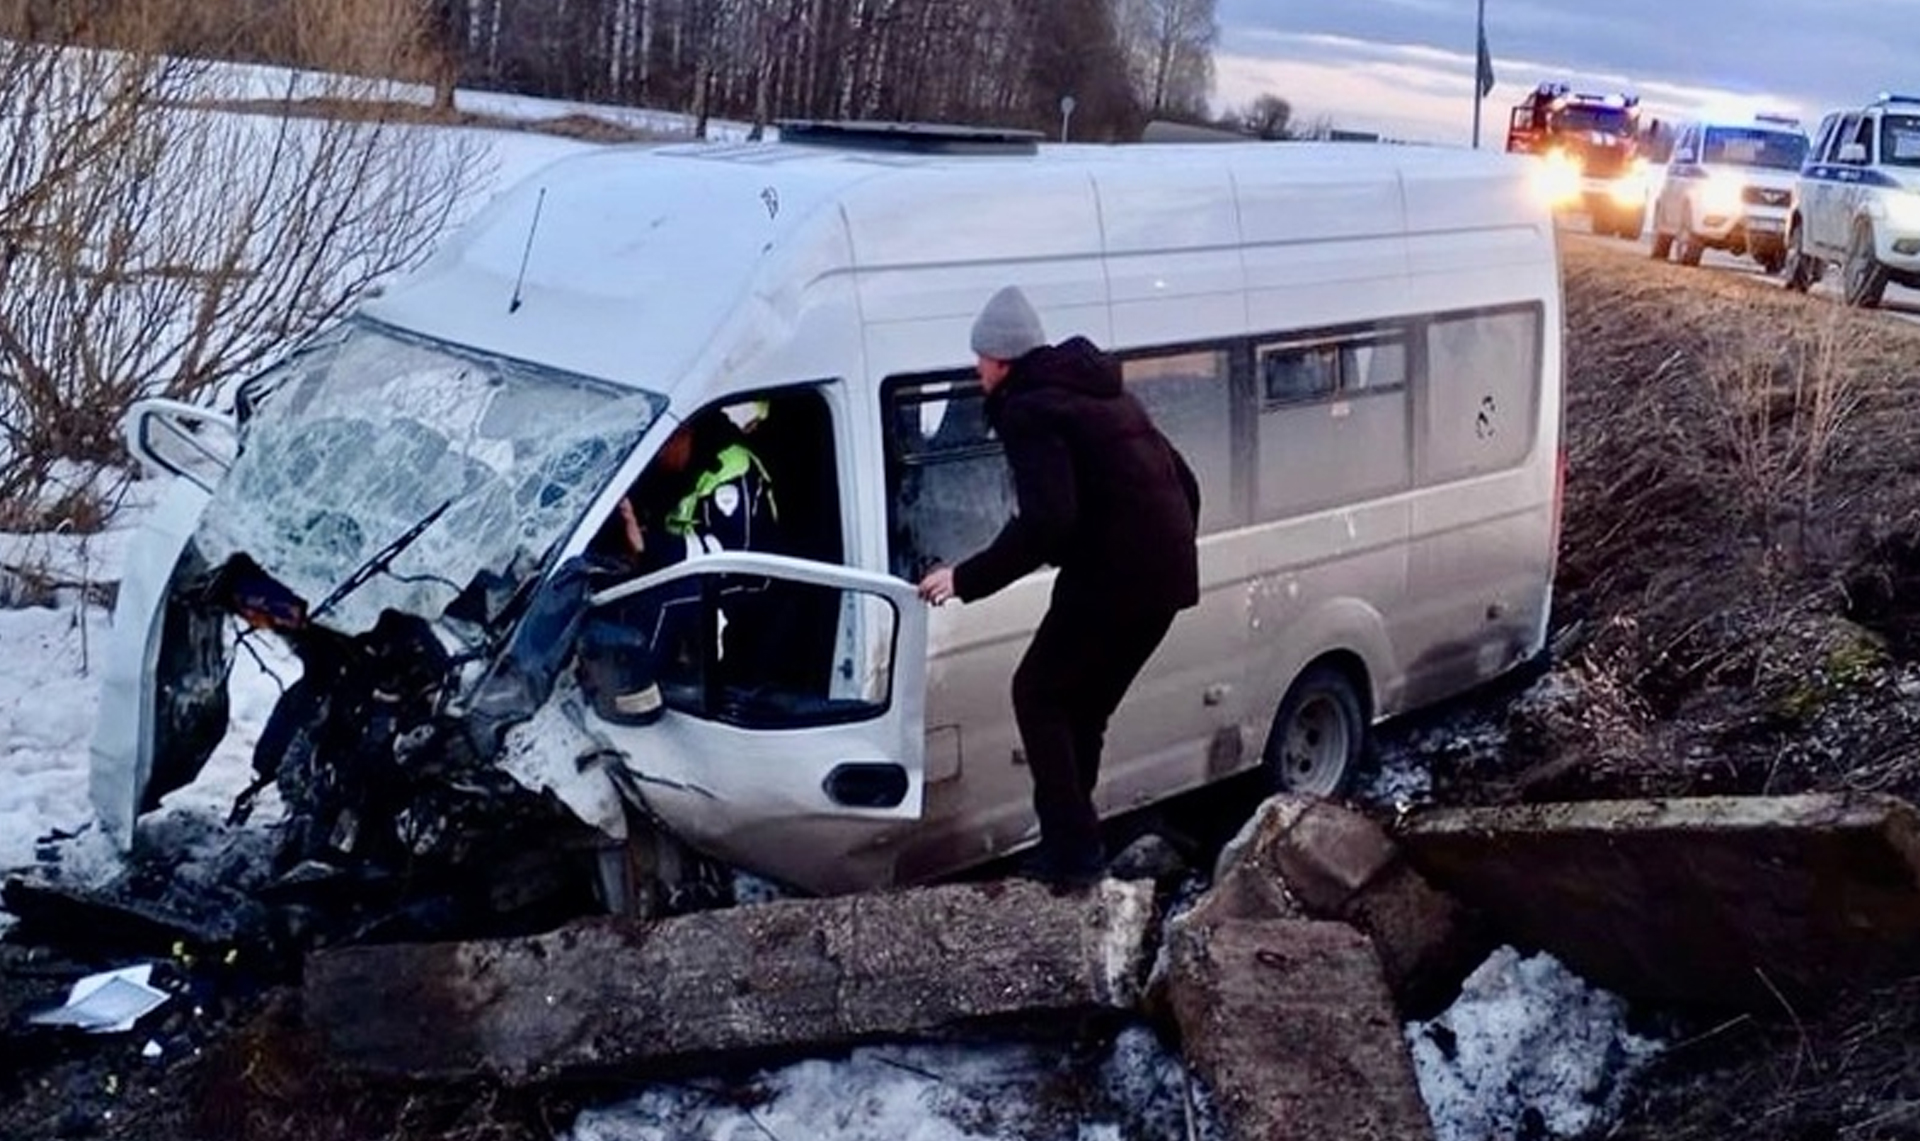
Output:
[310, 498, 453, 623]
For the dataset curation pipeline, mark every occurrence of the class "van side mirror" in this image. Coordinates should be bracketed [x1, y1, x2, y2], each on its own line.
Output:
[1838, 142, 1868, 164]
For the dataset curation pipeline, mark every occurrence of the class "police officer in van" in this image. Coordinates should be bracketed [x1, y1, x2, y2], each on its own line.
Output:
[609, 411, 780, 572]
[918, 286, 1201, 890]
[584, 410, 784, 722]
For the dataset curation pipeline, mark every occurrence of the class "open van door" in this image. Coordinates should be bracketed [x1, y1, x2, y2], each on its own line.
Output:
[89, 479, 230, 849]
[91, 399, 240, 847]
[578, 551, 927, 885]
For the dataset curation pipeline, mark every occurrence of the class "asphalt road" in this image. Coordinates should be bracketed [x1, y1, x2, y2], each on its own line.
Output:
[1569, 218, 1920, 325]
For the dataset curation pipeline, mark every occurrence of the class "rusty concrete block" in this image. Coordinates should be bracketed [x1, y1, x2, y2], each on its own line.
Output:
[1399, 793, 1920, 1010]
[1157, 915, 1435, 1141]
[1204, 796, 1487, 1015]
[1214, 796, 1397, 915]
[1342, 861, 1493, 1020]
[303, 878, 1156, 1085]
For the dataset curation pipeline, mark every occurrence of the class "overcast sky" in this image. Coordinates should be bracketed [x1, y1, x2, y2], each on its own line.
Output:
[1213, 0, 1910, 146]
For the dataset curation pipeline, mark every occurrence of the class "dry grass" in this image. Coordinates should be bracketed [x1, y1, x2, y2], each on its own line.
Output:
[1530, 237, 1920, 1139]
[1506, 237, 1920, 802]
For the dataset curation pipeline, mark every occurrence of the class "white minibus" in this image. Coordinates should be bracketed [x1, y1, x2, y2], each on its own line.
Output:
[99, 122, 1564, 911]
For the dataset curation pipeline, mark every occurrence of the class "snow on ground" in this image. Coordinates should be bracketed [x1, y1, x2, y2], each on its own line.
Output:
[571, 1027, 1212, 1141]
[0, 82, 1666, 1140]
[1410, 948, 1665, 1141]
[0, 603, 107, 875]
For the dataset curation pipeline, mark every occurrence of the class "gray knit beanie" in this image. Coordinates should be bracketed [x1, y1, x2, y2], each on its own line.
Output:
[969, 286, 1047, 361]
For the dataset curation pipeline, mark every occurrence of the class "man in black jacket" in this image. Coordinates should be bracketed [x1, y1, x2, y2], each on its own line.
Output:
[918, 286, 1201, 888]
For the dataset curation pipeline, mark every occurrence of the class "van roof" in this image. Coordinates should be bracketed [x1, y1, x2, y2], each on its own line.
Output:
[363, 140, 1543, 395]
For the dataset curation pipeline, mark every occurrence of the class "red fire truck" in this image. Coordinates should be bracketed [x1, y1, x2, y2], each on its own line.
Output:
[1506, 82, 1652, 238]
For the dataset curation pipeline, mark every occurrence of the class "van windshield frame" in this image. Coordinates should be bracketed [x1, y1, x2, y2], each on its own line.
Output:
[199, 318, 667, 635]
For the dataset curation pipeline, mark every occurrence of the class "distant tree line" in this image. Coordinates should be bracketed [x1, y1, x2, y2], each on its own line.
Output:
[0, 0, 1221, 142]
[448, 0, 1221, 140]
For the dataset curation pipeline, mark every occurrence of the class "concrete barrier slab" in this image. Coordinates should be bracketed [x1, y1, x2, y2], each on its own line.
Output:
[303, 878, 1155, 1085]
[1399, 793, 1920, 1009]
[1159, 916, 1435, 1141]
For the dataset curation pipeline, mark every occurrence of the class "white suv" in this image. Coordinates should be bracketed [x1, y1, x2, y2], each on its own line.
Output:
[1650, 115, 1807, 274]
[1787, 94, 1920, 306]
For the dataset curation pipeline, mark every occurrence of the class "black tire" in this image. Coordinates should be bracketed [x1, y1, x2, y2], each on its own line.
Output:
[1783, 220, 1818, 292]
[1843, 221, 1889, 308]
[1618, 208, 1645, 241]
[1650, 229, 1673, 260]
[1758, 251, 1785, 276]
[1676, 209, 1704, 267]
[1263, 663, 1368, 798]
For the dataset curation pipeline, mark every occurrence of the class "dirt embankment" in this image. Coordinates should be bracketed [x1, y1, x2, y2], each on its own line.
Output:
[1507, 237, 1920, 1141]
[1431, 236, 1920, 813]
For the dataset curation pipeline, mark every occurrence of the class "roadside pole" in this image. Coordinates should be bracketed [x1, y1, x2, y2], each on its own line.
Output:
[1471, 0, 1487, 148]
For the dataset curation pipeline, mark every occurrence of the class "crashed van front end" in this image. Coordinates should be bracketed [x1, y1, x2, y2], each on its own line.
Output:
[91, 317, 665, 932]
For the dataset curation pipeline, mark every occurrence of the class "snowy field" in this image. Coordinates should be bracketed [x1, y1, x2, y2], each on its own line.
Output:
[0, 79, 1663, 1140]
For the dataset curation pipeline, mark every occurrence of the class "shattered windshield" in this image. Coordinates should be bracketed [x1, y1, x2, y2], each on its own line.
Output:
[197, 320, 663, 635]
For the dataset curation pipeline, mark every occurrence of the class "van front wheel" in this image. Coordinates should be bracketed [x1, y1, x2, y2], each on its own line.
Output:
[1263, 664, 1367, 798]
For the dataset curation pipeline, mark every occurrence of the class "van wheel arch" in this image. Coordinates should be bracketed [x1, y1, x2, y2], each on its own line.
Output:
[1261, 654, 1372, 798]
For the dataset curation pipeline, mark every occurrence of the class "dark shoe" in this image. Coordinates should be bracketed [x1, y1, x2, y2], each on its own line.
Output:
[1016, 848, 1106, 894]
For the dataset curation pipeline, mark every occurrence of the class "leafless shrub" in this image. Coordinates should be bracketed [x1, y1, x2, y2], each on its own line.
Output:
[1700, 305, 1861, 558]
[0, 0, 484, 528]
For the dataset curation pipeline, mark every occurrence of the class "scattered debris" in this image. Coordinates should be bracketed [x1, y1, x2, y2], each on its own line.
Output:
[26, 964, 170, 1034]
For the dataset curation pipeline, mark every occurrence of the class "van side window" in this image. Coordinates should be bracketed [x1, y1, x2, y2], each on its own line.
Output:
[1853, 116, 1877, 162]
[882, 374, 1012, 580]
[1255, 329, 1411, 520]
[1121, 349, 1235, 534]
[1830, 115, 1864, 161]
[1262, 344, 1336, 403]
[1421, 306, 1542, 484]
[1809, 114, 1839, 163]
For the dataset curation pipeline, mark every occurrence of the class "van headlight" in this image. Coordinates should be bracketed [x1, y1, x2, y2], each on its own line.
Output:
[1698, 173, 1746, 220]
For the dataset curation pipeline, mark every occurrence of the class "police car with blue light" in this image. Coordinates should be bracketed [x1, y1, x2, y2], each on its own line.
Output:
[1787, 93, 1920, 306]
[1649, 112, 1807, 274]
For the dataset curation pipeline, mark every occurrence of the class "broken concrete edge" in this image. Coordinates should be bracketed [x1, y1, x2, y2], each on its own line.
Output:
[1190, 796, 1496, 1020]
[1395, 792, 1920, 845]
[1395, 792, 1920, 1012]
[1156, 915, 1438, 1141]
[1211, 795, 1402, 914]
[301, 877, 1163, 1087]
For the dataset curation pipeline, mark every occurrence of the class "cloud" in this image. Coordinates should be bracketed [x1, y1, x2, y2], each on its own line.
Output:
[1215, 0, 1907, 143]
[1212, 27, 1817, 147]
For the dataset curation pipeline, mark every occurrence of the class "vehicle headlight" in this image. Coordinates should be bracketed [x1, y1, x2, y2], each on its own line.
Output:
[1883, 191, 1920, 230]
[1698, 173, 1746, 219]
[1530, 149, 1583, 209]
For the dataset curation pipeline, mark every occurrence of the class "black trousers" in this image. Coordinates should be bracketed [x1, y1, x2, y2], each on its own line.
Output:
[1011, 601, 1177, 872]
